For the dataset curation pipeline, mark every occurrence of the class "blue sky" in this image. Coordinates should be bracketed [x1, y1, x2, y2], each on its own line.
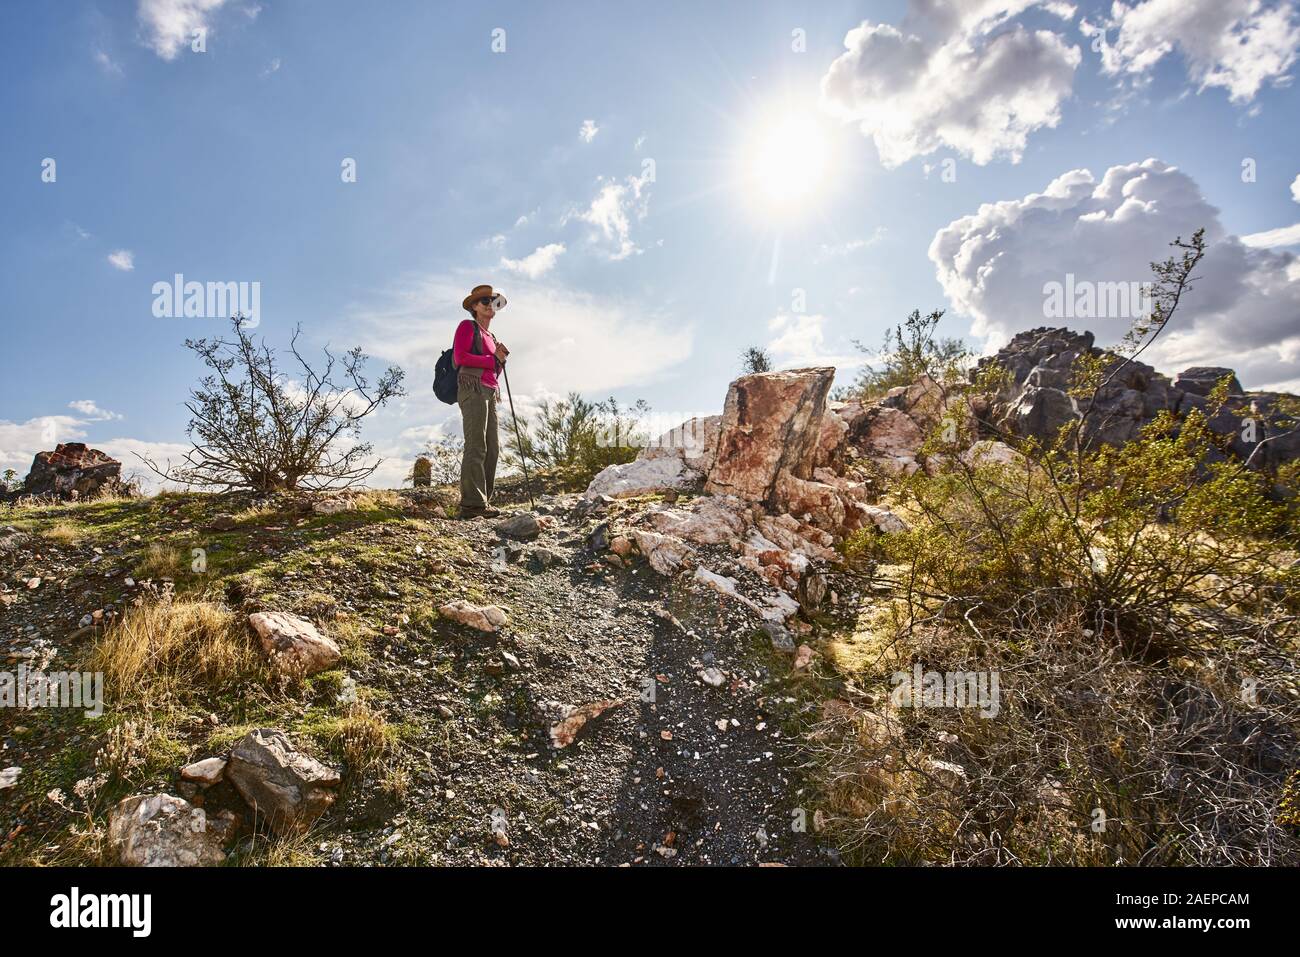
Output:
[2, 0, 1298, 488]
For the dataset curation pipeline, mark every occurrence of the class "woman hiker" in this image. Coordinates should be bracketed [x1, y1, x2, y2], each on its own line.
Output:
[454, 284, 510, 519]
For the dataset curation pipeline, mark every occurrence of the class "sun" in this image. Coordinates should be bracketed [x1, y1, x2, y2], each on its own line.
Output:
[742, 112, 833, 214]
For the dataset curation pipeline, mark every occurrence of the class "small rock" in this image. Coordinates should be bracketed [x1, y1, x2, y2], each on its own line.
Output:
[495, 512, 541, 541]
[438, 599, 508, 633]
[550, 699, 625, 748]
[225, 729, 341, 836]
[699, 667, 725, 687]
[0, 767, 20, 789]
[762, 621, 795, 653]
[587, 522, 610, 552]
[210, 514, 237, 532]
[528, 548, 557, 572]
[180, 757, 227, 785]
[793, 644, 814, 671]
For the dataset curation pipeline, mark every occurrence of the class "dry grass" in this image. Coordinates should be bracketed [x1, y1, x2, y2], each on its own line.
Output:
[40, 521, 85, 545]
[324, 698, 399, 777]
[806, 603, 1300, 866]
[355, 488, 402, 511]
[134, 542, 189, 580]
[87, 596, 268, 705]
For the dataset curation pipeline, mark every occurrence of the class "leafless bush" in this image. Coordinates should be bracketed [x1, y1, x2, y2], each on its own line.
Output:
[140, 316, 405, 492]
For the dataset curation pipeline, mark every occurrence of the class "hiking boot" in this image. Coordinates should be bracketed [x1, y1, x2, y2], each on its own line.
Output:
[458, 507, 502, 520]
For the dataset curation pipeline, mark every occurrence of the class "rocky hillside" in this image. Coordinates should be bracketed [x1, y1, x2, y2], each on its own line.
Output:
[1, 326, 1296, 867]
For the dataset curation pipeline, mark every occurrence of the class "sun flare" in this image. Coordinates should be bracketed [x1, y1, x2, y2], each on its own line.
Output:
[743, 113, 833, 213]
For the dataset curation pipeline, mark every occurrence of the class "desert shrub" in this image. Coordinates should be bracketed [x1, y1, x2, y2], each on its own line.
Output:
[741, 346, 772, 373]
[839, 308, 971, 401]
[505, 392, 649, 485]
[816, 231, 1300, 865]
[139, 315, 405, 492]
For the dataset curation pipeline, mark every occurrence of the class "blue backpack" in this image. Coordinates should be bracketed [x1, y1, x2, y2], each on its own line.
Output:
[433, 321, 482, 404]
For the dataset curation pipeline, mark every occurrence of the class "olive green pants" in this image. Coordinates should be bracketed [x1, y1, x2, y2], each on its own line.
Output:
[458, 373, 498, 513]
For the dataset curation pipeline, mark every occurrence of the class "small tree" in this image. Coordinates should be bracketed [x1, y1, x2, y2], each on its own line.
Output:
[504, 392, 649, 483]
[741, 346, 772, 374]
[141, 316, 405, 492]
[842, 308, 969, 400]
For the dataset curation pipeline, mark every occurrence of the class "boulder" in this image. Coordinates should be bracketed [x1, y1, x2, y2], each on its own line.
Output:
[815, 408, 850, 468]
[312, 497, 355, 515]
[969, 328, 1297, 470]
[22, 443, 121, 499]
[584, 455, 700, 500]
[705, 367, 835, 504]
[1175, 367, 1243, 397]
[643, 495, 748, 544]
[438, 599, 508, 632]
[773, 471, 848, 533]
[248, 612, 341, 676]
[107, 793, 226, 867]
[856, 407, 925, 475]
[639, 415, 723, 475]
[225, 729, 341, 836]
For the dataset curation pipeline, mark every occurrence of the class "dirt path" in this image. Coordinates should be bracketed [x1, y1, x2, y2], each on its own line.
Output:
[334, 498, 834, 865]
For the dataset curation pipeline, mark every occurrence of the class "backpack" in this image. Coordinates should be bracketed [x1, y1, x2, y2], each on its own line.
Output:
[433, 321, 483, 404]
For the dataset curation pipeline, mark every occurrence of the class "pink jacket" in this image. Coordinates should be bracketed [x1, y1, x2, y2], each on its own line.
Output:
[453, 318, 499, 390]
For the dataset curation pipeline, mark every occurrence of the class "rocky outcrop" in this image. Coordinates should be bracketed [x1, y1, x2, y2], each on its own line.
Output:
[107, 793, 226, 867]
[973, 327, 1299, 471]
[706, 367, 835, 504]
[225, 729, 341, 836]
[22, 443, 121, 499]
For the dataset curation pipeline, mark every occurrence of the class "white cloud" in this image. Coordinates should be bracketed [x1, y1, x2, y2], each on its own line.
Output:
[766, 313, 869, 371]
[1241, 170, 1300, 247]
[820, 2, 1081, 166]
[68, 400, 123, 421]
[579, 119, 600, 143]
[349, 272, 693, 401]
[814, 228, 887, 261]
[107, 249, 134, 271]
[1083, 0, 1300, 104]
[94, 49, 123, 75]
[1241, 223, 1300, 248]
[567, 166, 654, 260]
[928, 157, 1300, 391]
[0, 416, 87, 475]
[500, 243, 566, 279]
[137, 0, 234, 61]
[261, 56, 281, 77]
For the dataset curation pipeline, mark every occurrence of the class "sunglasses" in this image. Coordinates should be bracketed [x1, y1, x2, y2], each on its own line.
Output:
[478, 295, 506, 310]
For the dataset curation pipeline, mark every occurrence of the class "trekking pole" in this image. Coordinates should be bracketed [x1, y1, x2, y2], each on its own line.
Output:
[500, 362, 535, 509]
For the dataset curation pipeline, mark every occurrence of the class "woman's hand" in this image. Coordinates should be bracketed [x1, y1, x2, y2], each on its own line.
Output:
[496, 342, 510, 360]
